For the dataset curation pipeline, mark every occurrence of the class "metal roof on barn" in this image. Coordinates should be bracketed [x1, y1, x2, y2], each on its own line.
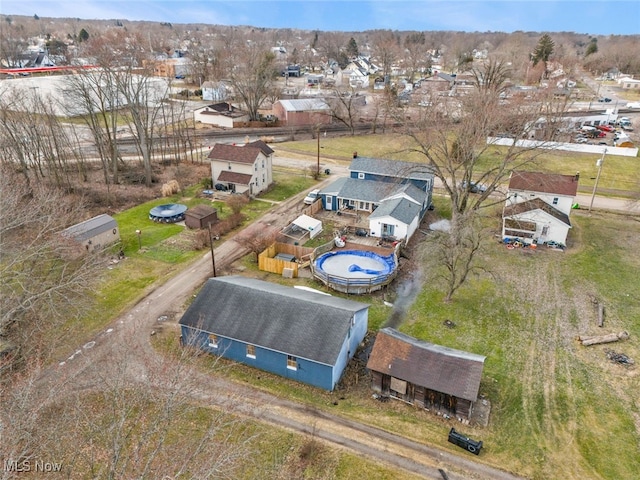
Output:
[61, 214, 117, 242]
[367, 328, 486, 402]
[179, 276, 369, 366]
[277, 98, 330, 112]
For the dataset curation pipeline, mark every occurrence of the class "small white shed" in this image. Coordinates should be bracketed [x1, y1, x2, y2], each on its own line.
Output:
[293, 214, 323, 239]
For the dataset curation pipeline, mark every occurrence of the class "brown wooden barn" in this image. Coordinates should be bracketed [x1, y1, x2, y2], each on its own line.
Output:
[185, 204, 218, 229]
[366, 328, 486, 421]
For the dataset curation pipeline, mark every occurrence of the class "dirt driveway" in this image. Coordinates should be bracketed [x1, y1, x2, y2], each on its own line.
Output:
[44, 163, 532, 480]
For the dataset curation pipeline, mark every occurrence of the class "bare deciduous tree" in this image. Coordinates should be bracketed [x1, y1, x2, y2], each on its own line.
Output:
[0, 328, 255, 479]
[227, 43, 279, 121]
[0, 88, 86, 190]
[325, 87, 366, 136]
[235, 223, 278, 262]
[402, 60, 566, 301]
[0, 166, 105, 365]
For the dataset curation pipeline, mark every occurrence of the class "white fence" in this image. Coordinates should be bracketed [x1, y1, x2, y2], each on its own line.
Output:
[487, 137, 638, 158]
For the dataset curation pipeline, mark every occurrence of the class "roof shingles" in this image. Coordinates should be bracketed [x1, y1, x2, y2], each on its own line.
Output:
[367, 328, 485, 402]
[179, 276, 369, 366]
[208, 143, 261, 165]
[503, 198, 571, 227]
[508, 171, 579, 197]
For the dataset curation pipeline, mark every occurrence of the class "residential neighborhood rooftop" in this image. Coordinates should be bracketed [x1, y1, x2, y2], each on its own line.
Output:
[350, 156, 434, 181]
[178, 276, 369, 366]
[208, 143, 266, 164]
[367, 328, 486, 402]
[508, 171, 579, 197]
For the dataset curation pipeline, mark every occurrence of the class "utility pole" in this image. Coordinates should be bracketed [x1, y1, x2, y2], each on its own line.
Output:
[317, 129, 320, 177]
[208, 223, 217, 277]
[588, 149, 607, 213]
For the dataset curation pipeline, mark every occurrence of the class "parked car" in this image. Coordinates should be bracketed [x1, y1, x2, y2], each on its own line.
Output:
[598, 97, 612, 103]
[621, 125, 634, 132]
[575, 138, 589, 144]
[303, 189, 320, 205]
[597, 125, 614, 132]
[461, 181, 487, 194]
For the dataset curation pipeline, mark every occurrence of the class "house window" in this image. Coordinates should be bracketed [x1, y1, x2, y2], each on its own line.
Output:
[382, 224, 395, 237]
[255, 164, 257, 171]
[228, 163, 232, 170]
[358, 172, 365, 179]
[262, 160, 264, 168]
[287, 355, 297, 370]
[542, 225, 549, 236]
[552, 197, 559, 205]
[208, 334, 218, 348]
[246, 344, 256, 358]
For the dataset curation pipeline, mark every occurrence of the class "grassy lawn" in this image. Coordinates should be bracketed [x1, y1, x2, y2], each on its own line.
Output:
[401, 210, 640, 479]
[277, 134, 640, 197]
[153, 205, 640, 480]
[52, 144, 640, 479]
[260, 171, 318, 202]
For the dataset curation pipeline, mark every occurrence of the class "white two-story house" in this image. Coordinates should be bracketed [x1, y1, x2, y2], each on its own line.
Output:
[208, 140, 274, 195]
[502, 171, 579, 247]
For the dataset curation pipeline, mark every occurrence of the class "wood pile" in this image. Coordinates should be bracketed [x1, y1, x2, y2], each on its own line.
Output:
[578, 331, 629, 346]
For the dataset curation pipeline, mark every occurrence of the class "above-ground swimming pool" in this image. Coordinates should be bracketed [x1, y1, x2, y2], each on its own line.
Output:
[313, 250, 397, 294]
[149, 204, 187, 223]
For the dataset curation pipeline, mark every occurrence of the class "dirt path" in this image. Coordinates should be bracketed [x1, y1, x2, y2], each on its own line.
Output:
[44, 154, 638, 478]
[42, 167, 532, 480]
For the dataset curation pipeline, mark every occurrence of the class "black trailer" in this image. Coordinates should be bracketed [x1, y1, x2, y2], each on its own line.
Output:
[448, 428, 483, 455]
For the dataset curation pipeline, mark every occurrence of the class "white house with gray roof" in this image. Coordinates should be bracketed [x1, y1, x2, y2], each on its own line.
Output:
[179, 276, 369, 391]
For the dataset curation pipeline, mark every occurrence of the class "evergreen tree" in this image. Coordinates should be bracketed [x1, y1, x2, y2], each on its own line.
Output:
[531, 34, 555, 79]
[78, 28, 89, 43]
[346, 37, 359, 58]
[585, 38, 598, 56]
[531, 34, 554, 66]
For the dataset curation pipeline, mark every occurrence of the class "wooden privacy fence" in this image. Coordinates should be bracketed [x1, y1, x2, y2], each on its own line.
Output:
[302, 199, 323, 216]
[258, 242, 314, 277]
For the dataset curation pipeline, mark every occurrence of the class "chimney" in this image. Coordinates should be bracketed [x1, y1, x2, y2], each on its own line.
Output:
[574, 171, 580, 182]
[353, 151, 358, 159]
